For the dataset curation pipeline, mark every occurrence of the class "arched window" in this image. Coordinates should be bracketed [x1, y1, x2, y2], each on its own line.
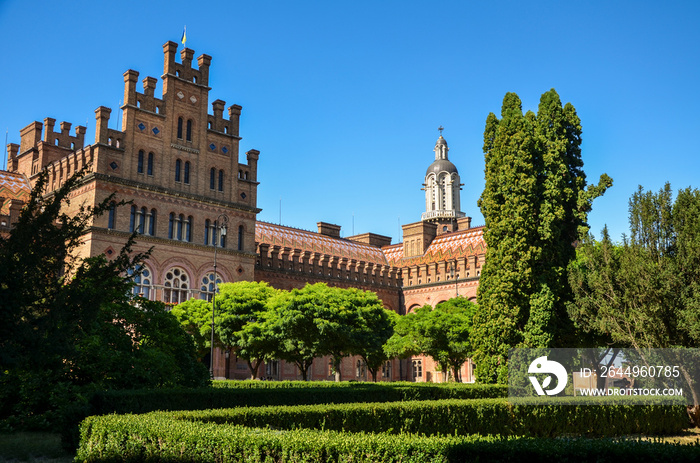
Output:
[137, 150, 144, 173]
[127, 264, 153, 300]
[147, 152, 154, 176]
[238, 225, 244, 251]
[168, 212, 174, 239]
[108, 202, 116, 229]
[218, 170, 224, 192]
[177, 214, 184, 240]
[199, 272, 222, 301]
[175, 159, 181, 182]
[177, 117, 183, 139]
[186, 216, 193, 242]
[184, 161, 190, 184]
[186, 119, 192, 141]
[148, 209, 156, 236]
[210, 168, 215, 190]
[204, 219, 210, 245]
[356, 360, 366, 379]
[382, 361, 392, 379]
[129, 205, 137, 232]
[138, 207, 147, 234]
[164, 267, 190, 304]
[412, 359, 423, 379]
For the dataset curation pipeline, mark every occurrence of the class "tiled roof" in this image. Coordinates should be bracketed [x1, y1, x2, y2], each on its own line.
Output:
[255, 221, 389, 265]
[383, 226, 486, 267]
[0, 170, 30, 215]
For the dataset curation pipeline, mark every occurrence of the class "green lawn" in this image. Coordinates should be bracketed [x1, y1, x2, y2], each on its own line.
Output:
[0, 433, 73, 463]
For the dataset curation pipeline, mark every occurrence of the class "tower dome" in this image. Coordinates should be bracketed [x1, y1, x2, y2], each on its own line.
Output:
[421, 131, 465, 227]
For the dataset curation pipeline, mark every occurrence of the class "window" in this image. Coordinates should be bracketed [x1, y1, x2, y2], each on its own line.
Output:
[137, 150, 144, 173]
[168, 213, 174, 239]
[147, 152, 154, 176]
[138, 207, 147, 234]
[129, 205, 136, 232]
[127, 265, 153, 300]
[164, 267, 189, 304]
[186, 119, 192, 141]
[238, 225, 244, 251]
[356, 360, 366, 379]
[175, 159, 181, 182]
[204, 219, 210, 245]
[184, 161, 190, 184]
[382, 361, 392, 379]
[265, 360, 279, 377]
[177, 117, 183, 139]
[218, 170, 224, 192]
[148, 209, 156, 236]
[199, 272, 222, 301]
[177, 214, 184, 240]
[412, 360, 423, 379]
[210, 168, 215, 190]
[108, 202, 116, 229]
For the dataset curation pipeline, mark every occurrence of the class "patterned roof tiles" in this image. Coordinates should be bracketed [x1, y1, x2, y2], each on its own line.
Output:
[255, 221, 389, 265]
[0, 171, 30, 215]
[383, 226, 486, 267]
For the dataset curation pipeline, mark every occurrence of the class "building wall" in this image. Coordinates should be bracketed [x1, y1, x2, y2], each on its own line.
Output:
[3, 41, 488, 383]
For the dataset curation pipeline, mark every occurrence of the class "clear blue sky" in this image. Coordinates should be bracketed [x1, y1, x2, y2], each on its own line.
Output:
[1, 1, 698, 244]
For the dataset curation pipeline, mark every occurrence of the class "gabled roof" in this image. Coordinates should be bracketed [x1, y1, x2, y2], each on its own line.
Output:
[0, 170, 31, 215]
[383, 226, 486, 267]
[255, 221, 389, 266]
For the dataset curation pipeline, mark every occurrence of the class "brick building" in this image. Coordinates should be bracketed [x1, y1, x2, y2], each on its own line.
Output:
[1, 41, 485, 383]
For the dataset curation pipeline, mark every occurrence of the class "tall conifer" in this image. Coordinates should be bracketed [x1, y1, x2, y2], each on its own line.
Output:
[473, 89, 612, 383]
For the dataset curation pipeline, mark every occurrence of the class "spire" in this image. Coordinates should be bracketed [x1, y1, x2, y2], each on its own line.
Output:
[434, 126, 449, 160]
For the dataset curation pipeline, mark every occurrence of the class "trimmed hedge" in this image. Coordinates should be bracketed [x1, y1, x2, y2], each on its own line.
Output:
[172, 398, 689, 437]
[76, 413, 700, 463]
[89, 382, 508, 415]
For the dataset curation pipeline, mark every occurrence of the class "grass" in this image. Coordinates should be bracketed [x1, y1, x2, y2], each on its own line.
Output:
[0, 433, 74, 463]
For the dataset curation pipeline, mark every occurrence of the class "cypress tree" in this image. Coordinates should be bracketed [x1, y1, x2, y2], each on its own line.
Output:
[473, 89, 612, 384]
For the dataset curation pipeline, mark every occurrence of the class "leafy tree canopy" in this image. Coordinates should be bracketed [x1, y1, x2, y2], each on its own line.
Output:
[473, 89, 612, 384]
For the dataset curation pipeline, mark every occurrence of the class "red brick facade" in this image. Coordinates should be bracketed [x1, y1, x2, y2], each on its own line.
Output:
[1, 41, 486, 383]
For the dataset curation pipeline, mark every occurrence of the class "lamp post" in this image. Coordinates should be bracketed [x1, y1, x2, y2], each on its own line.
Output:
[210, 213, 228, 379]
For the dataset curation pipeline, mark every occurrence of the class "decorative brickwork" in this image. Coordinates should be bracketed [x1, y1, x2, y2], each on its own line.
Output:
[3, 44, 486, 384]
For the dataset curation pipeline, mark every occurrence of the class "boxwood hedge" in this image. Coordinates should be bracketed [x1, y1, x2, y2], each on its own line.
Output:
[171, 398, 689, 437]
[76, 412, 700, 463]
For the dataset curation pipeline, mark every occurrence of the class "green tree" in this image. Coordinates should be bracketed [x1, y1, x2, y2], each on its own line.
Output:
[385, 299, 476, 382]
[343, 289, 395, 382]
[216, 281, 278, 378]
[171, 298, 213, 359]
[568, 183, 700, 423]
[0, 168, 208, 427]
[432, 298, 478, 381]
[473, 90, 612, 384]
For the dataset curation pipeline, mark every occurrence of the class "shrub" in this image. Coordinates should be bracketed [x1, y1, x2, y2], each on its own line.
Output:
[76, 413, 700, 463]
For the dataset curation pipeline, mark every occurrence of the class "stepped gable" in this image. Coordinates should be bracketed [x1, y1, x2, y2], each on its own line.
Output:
[0, 171, 30, 214]
[383, 225, 486, 267]
[256, 221, 389, 265]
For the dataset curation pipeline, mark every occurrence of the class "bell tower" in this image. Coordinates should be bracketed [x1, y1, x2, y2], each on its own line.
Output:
[421, 127, 467, 234]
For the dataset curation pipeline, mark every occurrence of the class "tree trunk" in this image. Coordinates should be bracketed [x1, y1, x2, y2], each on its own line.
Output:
[332, 356, 342, 382]
[679, 365, 700, 427]
[369, 368, 378, 382]
[247, 359, 262, 380]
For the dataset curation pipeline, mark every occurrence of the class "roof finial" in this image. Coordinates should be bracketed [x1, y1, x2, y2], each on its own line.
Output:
[438, 125, 444, 136]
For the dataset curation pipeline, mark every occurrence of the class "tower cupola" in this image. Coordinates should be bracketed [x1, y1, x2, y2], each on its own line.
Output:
[421, 128, 466, 233]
